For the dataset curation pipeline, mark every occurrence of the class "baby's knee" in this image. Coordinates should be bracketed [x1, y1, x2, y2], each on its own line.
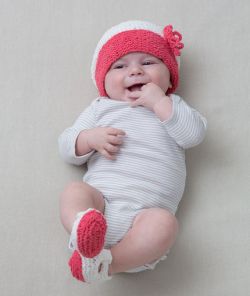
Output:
[153, 209, 178, 245]
[62, 181, 85, 194]
[60, 181, 104, 213]
[135, 208, 179, 248]
[159, 209, 178, 233]
[61, 181, 94, 199]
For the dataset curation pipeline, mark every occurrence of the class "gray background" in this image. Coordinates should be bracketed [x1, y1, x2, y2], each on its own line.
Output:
[1, 0, 249, 295]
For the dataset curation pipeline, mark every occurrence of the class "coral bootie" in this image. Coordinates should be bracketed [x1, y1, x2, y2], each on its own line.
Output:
[69, 249, 112, 283]
[69, 208, 107, 258]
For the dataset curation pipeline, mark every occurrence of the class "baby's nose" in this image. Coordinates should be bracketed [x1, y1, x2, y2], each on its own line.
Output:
[129, 65, 144, 76]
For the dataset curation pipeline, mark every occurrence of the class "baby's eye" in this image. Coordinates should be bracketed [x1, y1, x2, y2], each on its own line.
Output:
[142, 60, 155, 65]
[113, 64, 125, 69]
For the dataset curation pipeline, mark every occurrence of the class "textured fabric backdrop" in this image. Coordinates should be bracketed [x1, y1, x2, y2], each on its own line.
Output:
[0, 0, 249, 295]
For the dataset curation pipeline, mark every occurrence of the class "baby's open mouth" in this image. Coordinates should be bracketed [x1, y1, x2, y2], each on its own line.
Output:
[127, 83, 145, 92]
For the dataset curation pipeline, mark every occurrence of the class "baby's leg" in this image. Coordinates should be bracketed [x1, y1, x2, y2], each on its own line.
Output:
[60, 182, 113, 282]
[109, 208, 178, 275]
[60, 181, 105, 234]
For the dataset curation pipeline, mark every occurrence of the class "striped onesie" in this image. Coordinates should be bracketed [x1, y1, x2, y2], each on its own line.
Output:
[58, 94, 207, 248]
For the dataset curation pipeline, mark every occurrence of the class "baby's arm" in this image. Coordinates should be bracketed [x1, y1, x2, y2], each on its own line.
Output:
[160, 95, 207, 149]
[76, 127, 126, 160]
[58, 102, 125, 164]
[129, 83, 206, 149]
[58, 103, 96, 165]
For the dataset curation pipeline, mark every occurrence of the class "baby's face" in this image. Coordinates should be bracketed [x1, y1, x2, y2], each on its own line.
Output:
[104, 52, 172, 102]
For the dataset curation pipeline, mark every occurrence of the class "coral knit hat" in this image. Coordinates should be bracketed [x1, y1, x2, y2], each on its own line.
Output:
[91, 20, 184, 96]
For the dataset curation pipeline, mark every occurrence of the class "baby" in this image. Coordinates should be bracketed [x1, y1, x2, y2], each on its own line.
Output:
[58, 20, 207, 283]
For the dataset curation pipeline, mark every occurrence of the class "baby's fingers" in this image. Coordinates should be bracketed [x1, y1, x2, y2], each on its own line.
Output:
[107, 127, 126, 136]
[104, 143, 120, 154]
[130, 98, 142, 108]
[101, 149, 117, 160]
[108, 135, 124, 145]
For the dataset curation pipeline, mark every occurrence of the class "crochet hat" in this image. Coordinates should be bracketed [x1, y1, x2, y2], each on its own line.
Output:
[91, 20, 184, 96]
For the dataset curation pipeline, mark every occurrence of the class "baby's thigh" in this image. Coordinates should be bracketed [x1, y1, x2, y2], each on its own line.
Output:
[81, 181, 105, 212]
[61, 181, 105, 213]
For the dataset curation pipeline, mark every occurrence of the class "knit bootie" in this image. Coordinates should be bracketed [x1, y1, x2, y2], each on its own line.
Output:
[69, 208, 107, 258]
[69, 249, 112, 283]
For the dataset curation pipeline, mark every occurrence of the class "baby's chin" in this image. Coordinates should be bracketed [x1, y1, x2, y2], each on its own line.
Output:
[108, 93, 139, 102]
[106, 88, 141, 102]
[109, 98, 135, 103]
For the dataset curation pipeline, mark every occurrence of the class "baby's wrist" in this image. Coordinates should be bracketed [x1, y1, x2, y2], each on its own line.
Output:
[76, 130, 93, 156]
[153, 95, 169, 111]
[153, 95, 173, 121]
[85, 129, 95, 150]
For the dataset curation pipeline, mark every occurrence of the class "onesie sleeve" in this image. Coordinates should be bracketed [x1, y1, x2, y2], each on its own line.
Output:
[162, 94, 207, 149]
[58, 101, 96, 165]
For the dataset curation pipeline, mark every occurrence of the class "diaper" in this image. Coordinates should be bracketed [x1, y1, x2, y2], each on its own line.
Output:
[125, 253, 168, 273]
[103, 198, 169, 273]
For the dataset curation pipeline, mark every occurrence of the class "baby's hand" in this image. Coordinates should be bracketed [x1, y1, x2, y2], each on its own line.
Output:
[87, 127, 126, 160]
[129, 82, 167, 111]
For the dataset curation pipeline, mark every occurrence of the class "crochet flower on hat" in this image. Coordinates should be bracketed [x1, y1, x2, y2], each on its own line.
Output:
[163, 25, 184, 56]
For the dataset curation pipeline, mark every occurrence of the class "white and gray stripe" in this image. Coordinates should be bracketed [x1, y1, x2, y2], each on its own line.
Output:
[58, 94, 207, 247]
